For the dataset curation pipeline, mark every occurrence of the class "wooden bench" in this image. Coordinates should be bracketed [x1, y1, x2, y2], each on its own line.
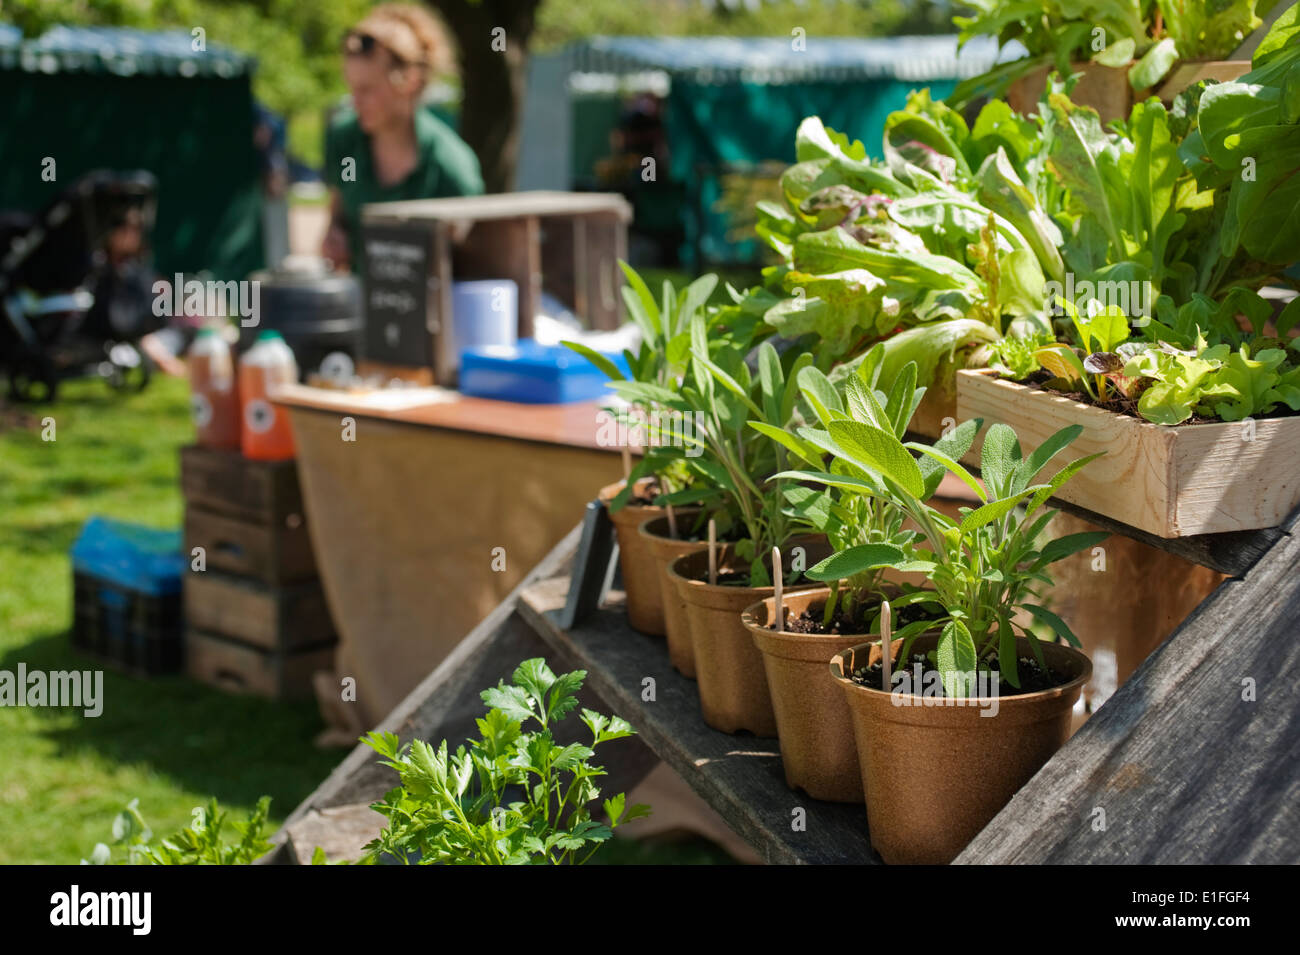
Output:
[271, 497, 1300, 864]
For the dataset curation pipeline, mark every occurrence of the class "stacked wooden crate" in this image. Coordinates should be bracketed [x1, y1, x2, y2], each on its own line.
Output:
[179, 445, 336, 699]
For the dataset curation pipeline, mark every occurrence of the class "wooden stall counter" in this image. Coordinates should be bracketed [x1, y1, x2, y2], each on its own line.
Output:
[274, 383, 625, 731]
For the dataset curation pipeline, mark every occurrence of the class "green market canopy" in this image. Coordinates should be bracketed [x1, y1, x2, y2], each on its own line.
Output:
[0, 26, 263, 281]
[567, 34, 1022, 265]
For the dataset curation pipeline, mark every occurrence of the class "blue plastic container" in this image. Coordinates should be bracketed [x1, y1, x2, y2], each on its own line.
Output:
[458, 339, 630, 404]
[69, 517, 185, 674]
[450, 279, 518, 359]
[71, 517, 185, 595]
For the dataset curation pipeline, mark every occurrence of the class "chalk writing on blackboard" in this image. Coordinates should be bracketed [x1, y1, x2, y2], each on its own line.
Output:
[361, 224, 432, 367]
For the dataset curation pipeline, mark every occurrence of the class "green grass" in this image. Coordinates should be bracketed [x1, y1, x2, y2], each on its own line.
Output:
[0, 376, 339, 864]
[0, 374, 736, 866]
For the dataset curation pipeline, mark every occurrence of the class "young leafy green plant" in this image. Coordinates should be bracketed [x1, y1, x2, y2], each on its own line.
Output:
[362, 658, 650, 865]
[989, 328, 1056, 380]
[611, 309, 811, 585]
[1036, 298, 1132, 401]
[753, 103, 1056, 386]
[1011, 288, 1300, 424]
[754, 346, 934, 626]
[1180, 6, 1300, 269]
[781, 414, 1105, 697]
[1124, 340, 1300, 424]
[951, 0, 1266, 103]
[563, 262, 720, 513]
[84, 796, 276, 865]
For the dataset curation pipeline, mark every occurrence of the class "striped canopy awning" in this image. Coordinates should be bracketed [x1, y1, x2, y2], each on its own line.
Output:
[566, 34, 1023, 85]
[0, 25, 253, 78]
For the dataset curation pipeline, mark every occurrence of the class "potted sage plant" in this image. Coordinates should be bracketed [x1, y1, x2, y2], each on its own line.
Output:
[809, 417, 1106, 863]
[740, 348, 957, 801]
[617, 313, 827, 734]
[566, 263, 718, 635]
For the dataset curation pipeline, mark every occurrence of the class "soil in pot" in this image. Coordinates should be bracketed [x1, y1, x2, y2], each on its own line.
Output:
[669, 540, 829, 736]
[831, 633, 1091, 865]
[783, 596, 938, 636]
[639, 511, 709, 678]
[850, 651, 1071, 695]
[600, 479, 665, 636]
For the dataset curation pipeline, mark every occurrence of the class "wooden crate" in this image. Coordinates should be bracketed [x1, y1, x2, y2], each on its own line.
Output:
[1008, 61, 1132, 122]
[1007, 59, 1251, 124]
[185, 628, 334, 701]
[185, 506, 317, 585]
[179, 445, 304, 526]
[956, 369, 1300, 538]
[360, 191, 632, 385]
[184, 570, 336, 652]
[1157, 60, 1251, 102]
[907, 386, 957, 441]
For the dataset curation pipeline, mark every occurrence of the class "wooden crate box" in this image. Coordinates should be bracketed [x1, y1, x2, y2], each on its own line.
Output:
[359, 191, 632, 384]
[184, 570, 336, 653]
[179, 445, 305, 526]
[956, 369, 1300, 538]
[184, 506, 317, 585]
[185, 629, 334, 701]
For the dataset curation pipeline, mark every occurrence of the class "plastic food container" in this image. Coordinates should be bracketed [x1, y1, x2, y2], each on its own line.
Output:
[450, 279, 518, 359]
[458, 339, 629, 404]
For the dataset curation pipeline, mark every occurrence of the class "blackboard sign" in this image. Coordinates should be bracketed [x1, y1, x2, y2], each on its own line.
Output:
[559, 498, 618, 631]
[360, 224, 433, 367]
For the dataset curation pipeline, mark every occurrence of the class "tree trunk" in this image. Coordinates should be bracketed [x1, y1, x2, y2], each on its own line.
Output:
[429, 0, 541, 193]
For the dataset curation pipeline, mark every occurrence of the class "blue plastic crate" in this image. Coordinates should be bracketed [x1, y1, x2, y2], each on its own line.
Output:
[458, 339, 630, 404]
[70, 517, 184, 596]
[69, 518, 185, 674]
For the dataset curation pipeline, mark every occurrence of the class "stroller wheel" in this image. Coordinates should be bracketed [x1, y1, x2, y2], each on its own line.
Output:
[7, 357, 58, 403]
[102, 342, 152, 393]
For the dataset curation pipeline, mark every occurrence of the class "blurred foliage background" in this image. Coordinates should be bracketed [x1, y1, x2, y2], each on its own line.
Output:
[0, 0, 949, 167]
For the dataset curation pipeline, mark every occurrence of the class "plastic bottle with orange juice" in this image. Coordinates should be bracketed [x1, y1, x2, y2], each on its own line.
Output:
[188, 327, 240, 450]
[238, 329, 299, 460]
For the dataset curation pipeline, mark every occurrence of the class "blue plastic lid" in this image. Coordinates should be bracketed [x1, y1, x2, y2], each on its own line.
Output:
[70, 517, 184, 596]
[463, 340, 628, 370]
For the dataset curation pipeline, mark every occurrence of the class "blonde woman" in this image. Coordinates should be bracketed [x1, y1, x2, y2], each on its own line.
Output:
[322, 3, 483, 273]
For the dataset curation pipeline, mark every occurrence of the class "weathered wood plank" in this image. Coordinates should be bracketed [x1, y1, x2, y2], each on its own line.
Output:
[362, 191, 633, 224]
[283, 803, 387, 865]
[518, 576, 881, 865]
[1045, 496, 1289, 578]
[956, 507, 1300, 864]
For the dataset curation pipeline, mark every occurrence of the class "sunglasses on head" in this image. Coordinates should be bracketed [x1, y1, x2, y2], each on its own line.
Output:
[343, 30, 424, 68]
[343, 31, 379, 56]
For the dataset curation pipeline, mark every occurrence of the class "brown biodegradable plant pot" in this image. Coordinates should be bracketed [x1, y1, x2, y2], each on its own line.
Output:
[600, 480, 664, 635]
[668, 539, 829, 736]
[830, 633, 1091, 864]
[638, 511, 707, 676]
[742, 587, 866, 803]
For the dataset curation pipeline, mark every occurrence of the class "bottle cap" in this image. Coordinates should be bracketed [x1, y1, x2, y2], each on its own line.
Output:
[256, 329, 284, 343]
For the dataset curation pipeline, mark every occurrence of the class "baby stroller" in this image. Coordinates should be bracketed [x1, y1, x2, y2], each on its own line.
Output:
[0, 170, 160, 402]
